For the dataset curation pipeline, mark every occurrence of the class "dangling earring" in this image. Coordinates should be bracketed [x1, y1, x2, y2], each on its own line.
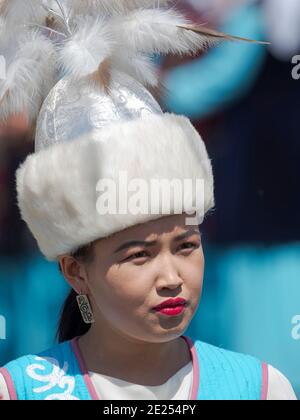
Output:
[76, 293, 95, 324]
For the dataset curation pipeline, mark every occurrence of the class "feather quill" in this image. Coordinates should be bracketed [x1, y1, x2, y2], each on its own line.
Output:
[89, 57, 112, 93]
[178, 24, 271, 45]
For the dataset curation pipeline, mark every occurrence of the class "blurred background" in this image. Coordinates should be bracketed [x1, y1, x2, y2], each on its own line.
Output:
[0, 0, 299, 398]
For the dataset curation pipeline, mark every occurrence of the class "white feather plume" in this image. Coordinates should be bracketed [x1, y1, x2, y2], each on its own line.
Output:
[0, 0, 47, 26]
[112, 8, 217, 56]
[70, 0, 173, 16]
[112, 50, 159, 87]
[0, 14, 6, 38]
[0, 0, 267, 124]
[126, 0, 173, 9]
[58, 16, 114, 80]
[0, 29, 58, 122]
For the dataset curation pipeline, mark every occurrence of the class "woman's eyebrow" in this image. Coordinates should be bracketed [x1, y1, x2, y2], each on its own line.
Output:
[113, 229, 200, 254]
[113, 240, 157, 254]
[173, 229, 200, 242]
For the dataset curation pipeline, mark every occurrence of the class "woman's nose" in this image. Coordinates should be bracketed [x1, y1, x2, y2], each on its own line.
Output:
[156, 254, 183, 290]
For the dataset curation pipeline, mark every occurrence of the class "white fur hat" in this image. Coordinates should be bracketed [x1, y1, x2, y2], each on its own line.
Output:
[0, 1, 257, 260]
[16, 110, 215, 260]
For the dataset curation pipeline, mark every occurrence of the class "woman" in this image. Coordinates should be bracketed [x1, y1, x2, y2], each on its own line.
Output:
[0, 209, 296, 400]
[0, 0, 296, 400]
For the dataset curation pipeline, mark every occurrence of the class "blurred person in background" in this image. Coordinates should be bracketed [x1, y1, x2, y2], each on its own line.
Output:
[0, 115, 34, 256]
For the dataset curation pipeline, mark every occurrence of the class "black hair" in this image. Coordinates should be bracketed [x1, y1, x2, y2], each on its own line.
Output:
[57, 243, 94, 343]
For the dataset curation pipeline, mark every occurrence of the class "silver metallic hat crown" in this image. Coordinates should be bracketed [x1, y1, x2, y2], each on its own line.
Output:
[35, 70, 163, 152]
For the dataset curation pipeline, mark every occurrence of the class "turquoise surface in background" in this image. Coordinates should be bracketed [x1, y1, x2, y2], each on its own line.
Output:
[0, 244, 299, 398]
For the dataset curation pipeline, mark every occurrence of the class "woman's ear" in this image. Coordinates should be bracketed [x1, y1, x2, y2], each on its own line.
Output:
[58, 255, 89, 295]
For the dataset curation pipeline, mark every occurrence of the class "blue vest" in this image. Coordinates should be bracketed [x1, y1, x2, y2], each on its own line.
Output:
[1, 338, 267, 400]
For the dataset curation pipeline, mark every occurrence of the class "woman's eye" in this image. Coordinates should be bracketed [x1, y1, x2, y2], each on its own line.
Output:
[125, 251, 148, 261]
[179, 242, 198, 252]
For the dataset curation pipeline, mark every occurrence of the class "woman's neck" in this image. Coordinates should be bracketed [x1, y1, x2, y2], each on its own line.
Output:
[77, 326, 191, 386]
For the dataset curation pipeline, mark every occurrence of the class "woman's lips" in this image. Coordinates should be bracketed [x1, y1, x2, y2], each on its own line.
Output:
[155, 305, 186, 316]
[153, 298, 187, 316]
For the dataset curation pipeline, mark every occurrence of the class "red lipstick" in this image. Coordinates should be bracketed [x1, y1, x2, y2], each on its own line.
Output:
[154, 298, 187, 316]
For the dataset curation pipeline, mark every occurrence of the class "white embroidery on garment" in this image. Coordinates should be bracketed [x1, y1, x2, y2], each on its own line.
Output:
[26, 356, 79, 400]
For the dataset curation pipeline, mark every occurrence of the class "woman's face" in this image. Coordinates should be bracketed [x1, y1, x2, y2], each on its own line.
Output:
[77, 213, 204, 344]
